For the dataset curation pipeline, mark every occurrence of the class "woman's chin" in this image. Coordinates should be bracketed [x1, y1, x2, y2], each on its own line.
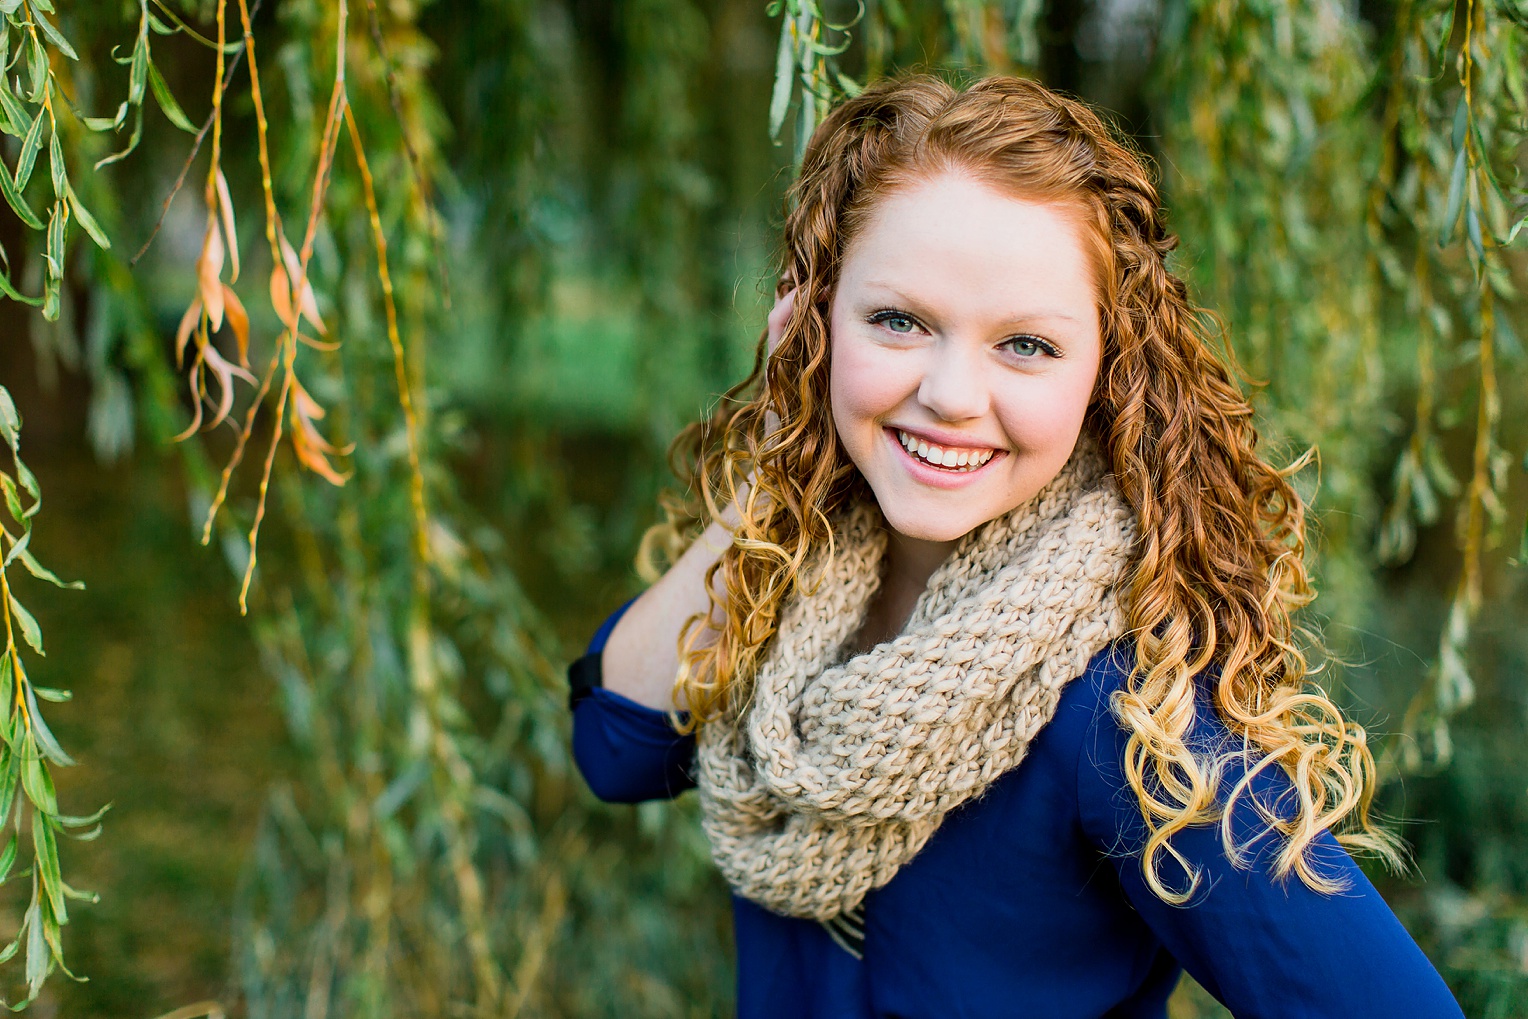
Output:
[875, 503, 987, 545]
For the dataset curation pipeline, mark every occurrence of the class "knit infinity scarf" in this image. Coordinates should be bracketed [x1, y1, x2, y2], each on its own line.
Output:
[695, 436, 1137, 923]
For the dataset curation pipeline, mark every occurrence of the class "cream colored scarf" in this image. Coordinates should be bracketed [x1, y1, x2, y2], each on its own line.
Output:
[695, 436, 1137, 923]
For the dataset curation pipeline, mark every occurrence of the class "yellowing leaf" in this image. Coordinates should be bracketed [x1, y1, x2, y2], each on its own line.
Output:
[271, 235, 327, 335]
[196, 219, 225, 331]
[175, 296, 202, 367]
[215, 168, 239, 283]
[222, 285, 249, 367]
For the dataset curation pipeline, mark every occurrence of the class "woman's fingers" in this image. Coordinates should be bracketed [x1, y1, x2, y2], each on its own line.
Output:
[767, 287, 797, 356]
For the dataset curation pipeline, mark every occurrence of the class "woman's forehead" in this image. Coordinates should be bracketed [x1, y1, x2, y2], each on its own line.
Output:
[838, 173, 1101, 322]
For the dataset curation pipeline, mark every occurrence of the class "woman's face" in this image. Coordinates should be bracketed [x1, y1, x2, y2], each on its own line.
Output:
[828, 171, 1104, 546]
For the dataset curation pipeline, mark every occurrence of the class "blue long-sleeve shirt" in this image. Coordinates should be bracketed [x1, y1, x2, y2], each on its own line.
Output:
[570, 603, 1463, 1019]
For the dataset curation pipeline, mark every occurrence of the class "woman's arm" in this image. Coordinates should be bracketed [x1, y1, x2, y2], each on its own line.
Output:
[599, 517, 733, 711]
[570, 602, 697, 802]
[600, 287, 796, 712]
[1076, 670, 1465, 1018]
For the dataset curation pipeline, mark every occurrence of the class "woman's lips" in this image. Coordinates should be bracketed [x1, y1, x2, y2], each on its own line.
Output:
[884, 427, 1005, 488]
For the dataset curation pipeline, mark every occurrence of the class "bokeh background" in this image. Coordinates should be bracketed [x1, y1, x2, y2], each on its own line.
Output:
[0, 0, 1521, 1015]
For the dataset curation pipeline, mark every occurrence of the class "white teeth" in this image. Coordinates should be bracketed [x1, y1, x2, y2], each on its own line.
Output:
[895, 430, 998, 472]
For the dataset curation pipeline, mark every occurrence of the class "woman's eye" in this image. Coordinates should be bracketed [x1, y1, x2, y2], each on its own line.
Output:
[1004, 335, 1055, 358]
[869, 311, 919, 334]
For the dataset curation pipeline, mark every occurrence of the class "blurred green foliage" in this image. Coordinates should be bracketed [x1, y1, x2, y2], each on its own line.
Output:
[0, 0, 1517, 1015]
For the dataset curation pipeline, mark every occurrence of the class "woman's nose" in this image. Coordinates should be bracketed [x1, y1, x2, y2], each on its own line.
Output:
[916, 340, 990, 422]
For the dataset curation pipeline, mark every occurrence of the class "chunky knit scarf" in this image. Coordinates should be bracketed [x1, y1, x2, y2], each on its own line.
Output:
[695, 436, 1137, 923]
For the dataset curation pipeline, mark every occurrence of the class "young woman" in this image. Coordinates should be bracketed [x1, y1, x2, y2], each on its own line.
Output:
[567, 74, 1465, 1018]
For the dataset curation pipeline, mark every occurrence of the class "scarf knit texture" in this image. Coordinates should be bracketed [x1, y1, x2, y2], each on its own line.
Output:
[695, 437, 1138, 922]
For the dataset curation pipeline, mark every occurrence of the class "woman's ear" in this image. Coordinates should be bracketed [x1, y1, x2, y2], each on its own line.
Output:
[767, 288, 798, 357]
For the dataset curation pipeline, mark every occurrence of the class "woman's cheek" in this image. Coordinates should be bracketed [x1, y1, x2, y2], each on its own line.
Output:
[830, 333, 909, 440]
[995, 372, 1094, 453]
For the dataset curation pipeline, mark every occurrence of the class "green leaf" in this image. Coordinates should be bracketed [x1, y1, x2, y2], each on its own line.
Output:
[768, 18, 795, 141]
[147, 60, 196, 133]
[38, 904, 77, 979]
[54, 803, 107, 829]
[1467, 202, 1484, 259]
[0, 386, 19, 450]
[24, 687, 71, 767]
[0, 933, 17, 966]
[15, 459, 38, 505]
[0, 656, 12, 733]
[1, 473, 29, 520]
[46, 129, 62, 198]
[9, 595, 41, 656]
[29, 687, 66, 703]
[0, 750, 16, 828]
[64, 180, 107, 250]
[25, 35, 44, 103]
[80, 107, 125, 132]
[17, 550, 79, 590]
[22, 898, 44, 1000]
[0, 833, 17, 885]
[128, 34, 147, 106]
[0, 266, 42, 306]
[0, 1, 20, 16]
[19, 749, 56, 815]
[43, 200, 64, 281]
[93, 106, 142, 169]
[40, 274, 58, 322]
[32, 809, 63, 923]
[31, 12, 76, 61]
[3, 524, 28, 567]
[30, 0, 54, 14]
[15, 109, 43, 191]
[1440, 146, 1466, 245]
[0, 84, 28, 139]
[0, 162, 42, 230]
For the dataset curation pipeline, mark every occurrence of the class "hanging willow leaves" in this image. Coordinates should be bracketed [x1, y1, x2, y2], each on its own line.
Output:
[0, 0, 1519, 1015]
[0, 385, 98, 1009]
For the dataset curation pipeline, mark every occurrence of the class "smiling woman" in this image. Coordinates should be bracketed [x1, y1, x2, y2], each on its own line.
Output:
[572, 74, 1465, 1018]
[827, 175, 1104, 645]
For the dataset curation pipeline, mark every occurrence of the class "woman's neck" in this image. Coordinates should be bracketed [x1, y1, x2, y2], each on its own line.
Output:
[849, 528, 959, 653]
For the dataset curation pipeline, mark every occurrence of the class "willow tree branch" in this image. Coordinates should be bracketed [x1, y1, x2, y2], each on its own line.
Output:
[131, 0, 266, 266]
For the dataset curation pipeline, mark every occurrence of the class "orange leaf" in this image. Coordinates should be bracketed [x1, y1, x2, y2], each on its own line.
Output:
[202, 344, 256, 430]
[297, 332, 340, 352]
[215, 168, 239, 284]
[278, 235, 327, 335]
[197, 218, 225, 332]
[175, 297, 203, 368]
[291, 417, 350, 485]
[172, 359, 205, 442]
[222, 284, 250, 367]
[270, 262, 294, 330]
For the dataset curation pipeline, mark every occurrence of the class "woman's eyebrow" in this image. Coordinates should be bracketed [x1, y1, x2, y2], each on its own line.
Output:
[857, 282, 1089, 329]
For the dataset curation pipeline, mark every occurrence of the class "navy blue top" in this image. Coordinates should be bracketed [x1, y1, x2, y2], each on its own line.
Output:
[571, 602, 1463, 1019]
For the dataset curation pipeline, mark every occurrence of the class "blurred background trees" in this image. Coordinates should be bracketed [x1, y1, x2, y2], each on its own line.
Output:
[0, 0, 1520, 1015]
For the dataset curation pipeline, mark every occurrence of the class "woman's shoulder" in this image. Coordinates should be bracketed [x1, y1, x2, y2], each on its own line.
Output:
[1045, 639, 1136, 761]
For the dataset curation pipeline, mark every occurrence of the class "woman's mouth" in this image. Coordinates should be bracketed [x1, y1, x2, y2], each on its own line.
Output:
[891, 428, 1000, 473]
